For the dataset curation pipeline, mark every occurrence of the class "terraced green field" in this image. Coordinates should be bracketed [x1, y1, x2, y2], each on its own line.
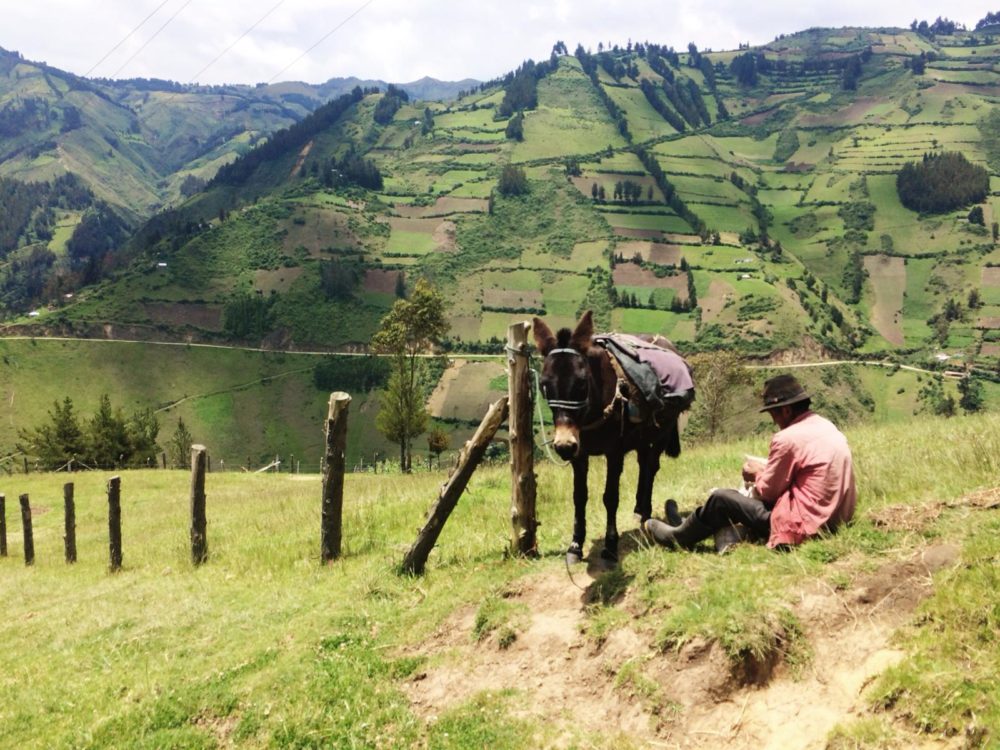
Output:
[15, 24, 1000, 378]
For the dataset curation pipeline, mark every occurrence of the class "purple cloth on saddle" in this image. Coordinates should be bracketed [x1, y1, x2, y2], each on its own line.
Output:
[605, 333, 694, 394]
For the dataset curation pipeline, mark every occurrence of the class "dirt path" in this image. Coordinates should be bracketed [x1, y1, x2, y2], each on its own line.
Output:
[402, 529, 973, 748]
[289, 140, 314, 179]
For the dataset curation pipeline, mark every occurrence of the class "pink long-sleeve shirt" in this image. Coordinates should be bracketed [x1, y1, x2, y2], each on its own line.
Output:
[754, 411, 857, 548]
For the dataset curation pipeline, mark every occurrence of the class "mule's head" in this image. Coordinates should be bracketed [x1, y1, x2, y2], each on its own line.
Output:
[533, 311, 594, 460]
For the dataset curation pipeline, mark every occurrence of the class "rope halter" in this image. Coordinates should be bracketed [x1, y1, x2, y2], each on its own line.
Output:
[541, 348, 590, 412]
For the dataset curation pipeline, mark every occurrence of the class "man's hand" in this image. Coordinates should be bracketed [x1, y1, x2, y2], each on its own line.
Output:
[742, 459, 766, 483]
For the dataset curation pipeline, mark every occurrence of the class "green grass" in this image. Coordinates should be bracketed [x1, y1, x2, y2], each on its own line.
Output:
[0, 412, 997, 747]
[0, 339, 398, 470]
[386, 229, 437, 255]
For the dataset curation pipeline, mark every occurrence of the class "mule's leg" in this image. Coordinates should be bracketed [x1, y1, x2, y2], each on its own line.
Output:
[567, 455, 589, 564]
[633, 445, 660, 521]
[601, 451, 624, 562]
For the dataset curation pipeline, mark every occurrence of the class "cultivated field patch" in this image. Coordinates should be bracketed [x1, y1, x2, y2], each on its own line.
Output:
[142, 303, 223, 331]
[282, 207, 358, 254]
[864, 255, 906, 347]
[363, 268, 403, 294]
[255, 267, 304, 295]
[614, 240, 683, 267]
[393, 196, 488, 218]
[482, 288, 544, 310]
[427, 359, 506, 420]
[570, 173, 664, 203]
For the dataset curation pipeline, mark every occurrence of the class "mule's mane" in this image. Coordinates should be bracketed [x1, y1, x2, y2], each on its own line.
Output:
[556, 328, 573, 348]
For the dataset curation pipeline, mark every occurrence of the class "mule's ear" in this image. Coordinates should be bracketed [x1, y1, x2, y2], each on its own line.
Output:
[532, 317, 556, 355]
[571, 311, 594, 351]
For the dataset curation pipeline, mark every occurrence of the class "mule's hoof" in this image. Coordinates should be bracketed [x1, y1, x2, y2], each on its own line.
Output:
[566, 543, 585, 565]
[600, 546, 619, 563]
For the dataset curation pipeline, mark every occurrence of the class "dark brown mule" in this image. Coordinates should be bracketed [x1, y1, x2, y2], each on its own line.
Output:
[533, 311, 693, 564]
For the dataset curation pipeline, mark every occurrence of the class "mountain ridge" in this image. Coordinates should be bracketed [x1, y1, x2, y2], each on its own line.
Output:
[3, 25, 1000, 376]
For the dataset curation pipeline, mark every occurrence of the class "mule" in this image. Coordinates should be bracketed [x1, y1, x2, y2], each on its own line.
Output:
[533, 311, 694, 563]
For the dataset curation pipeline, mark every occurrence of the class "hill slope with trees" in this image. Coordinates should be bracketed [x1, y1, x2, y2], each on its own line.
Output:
[4, 21, 1000, 378]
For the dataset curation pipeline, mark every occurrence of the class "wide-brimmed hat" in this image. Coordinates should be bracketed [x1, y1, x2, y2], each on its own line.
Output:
[759, 374, 811, 412]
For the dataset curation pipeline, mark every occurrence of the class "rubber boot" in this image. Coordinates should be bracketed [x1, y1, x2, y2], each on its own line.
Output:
[714, 523, 750, 554]
[664, 498, 683, 526]
[643, 514, 713, 550]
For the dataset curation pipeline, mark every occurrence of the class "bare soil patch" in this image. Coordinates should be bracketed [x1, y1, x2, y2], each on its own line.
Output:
[143, 303, 223, 331]
[427, 359, 506, 420]
[612, 263, 688, 302]
[864, 255, 906, 346]
[254, 267, 303, 295]
[741, 106, 780, 127]
[432, 220, 457, 252]
[363, 269, 402, 295]
[613, 262, 660, 287]
[616, 241, 684, 266]
[402, 530, 968, 748]
[982, 343, 1000, 357]
[982, 267, 1000, 286]
[976, 316, 1000, 329]
[700, 279, 735, 322]
[799, 98, 880, 127]
[289, 140, 313, 179]
[282, 208, 358, 255]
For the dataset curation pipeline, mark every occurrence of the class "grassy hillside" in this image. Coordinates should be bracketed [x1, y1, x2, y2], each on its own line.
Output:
[12, 25, 999, 376]
[3, 338, 998, 478]
[0, 412, 997, 748]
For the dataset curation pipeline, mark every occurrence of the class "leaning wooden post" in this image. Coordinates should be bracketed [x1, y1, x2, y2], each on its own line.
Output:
[20, 494, 34, 565]
[0, 493, 7, 557]
[401, 397, 509, 576]
[190, 445, 208, 565]
[507, 321, 538, 557]
[107, 476, 122, 572]
[321, 392, 351, 564]
[64, 482, 76, 563]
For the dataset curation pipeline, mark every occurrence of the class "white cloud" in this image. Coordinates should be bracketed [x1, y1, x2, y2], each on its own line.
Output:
[2, 0, 996, 85]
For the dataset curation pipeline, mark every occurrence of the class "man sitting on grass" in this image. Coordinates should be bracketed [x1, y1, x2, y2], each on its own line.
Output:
[644, 374, 856, 552]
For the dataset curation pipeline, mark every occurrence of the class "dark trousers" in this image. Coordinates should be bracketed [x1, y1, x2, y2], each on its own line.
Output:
[693, 488, 771, 542]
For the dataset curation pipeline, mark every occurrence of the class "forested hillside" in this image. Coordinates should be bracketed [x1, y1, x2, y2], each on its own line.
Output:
[4, 22, 1000, 376]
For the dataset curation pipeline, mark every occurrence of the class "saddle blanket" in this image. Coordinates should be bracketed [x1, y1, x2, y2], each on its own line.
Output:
[593, 333, 694, 411]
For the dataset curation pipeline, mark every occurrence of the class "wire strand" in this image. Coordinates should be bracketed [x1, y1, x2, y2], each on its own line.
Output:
[108, 0, 197, 80]
[83, 0, 174, 78]
[267, 0, 377, 84]
[185, 0, 287, 85]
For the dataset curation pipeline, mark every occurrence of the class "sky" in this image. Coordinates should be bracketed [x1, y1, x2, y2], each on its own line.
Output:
[2, 0, 997, 86]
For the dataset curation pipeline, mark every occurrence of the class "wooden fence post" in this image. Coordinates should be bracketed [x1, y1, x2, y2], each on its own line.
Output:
[161, 452, 167, 469]
[64, 482, 76, 563]
[190, 445, 208, 565]
[107, 476, 122, 572]
[0, 493, 6, 557]
[321, 392, 351, 564]
[507, 321, 538, 557]
[401, 397, 509, 576]
[20, 494, 34, 566]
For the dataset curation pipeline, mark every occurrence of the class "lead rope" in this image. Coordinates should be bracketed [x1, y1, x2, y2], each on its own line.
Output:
[529, 365, 588, 590]
[530, 366, 570, 466]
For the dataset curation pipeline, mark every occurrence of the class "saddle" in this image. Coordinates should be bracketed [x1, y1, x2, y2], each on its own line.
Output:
[593, 333, 695, 424]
